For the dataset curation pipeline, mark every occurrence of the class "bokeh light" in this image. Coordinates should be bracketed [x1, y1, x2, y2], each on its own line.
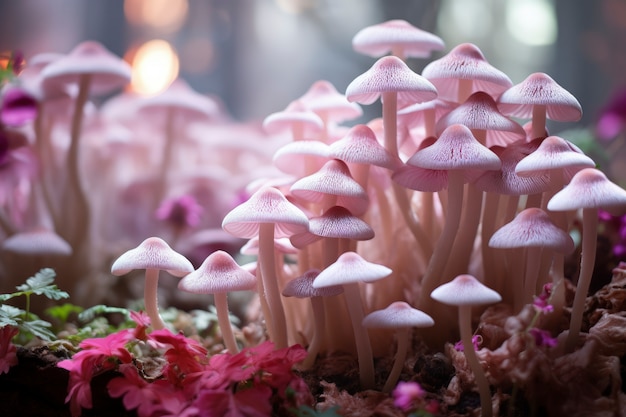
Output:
[124, 0, 188, 32]
[128, 39, 179, 95]
[506, 0, 557, 46]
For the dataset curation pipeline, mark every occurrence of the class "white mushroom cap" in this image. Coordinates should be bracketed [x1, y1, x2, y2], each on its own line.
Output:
[312, 251, 392, 288]
[362, 301, 434, 329]
[431, 274, 501, 306]
[282, 269, 344, 298]
[178, 250, 256, 294]
[111, 236, 194, 276]
[2, 228, 72, 256]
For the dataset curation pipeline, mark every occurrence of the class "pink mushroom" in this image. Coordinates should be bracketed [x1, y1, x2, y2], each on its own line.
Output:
[222, 186, 309, 349]
[111, 237, 194, 330]
[547, 168, 626, 352]
[351, 19, 445, 60]
[313, 251, 392, 389]
[431, 274, 501, 417]
[178, 251, 256, 354]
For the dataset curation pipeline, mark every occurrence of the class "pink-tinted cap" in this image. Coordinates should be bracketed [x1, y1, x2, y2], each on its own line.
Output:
[345, 56, 437, 106]
[352, 19, 445, 59]
[431, 274, 501, 306]
[515, 135, 595, 180]
[497, 73, 582, 122]
[329, 124, 401, 170]
[362, 301, 434, 329]
[178, 250, 256, 294]
[422, 43, 512, 102]
[488, 208, 574, 253]
[111, 237, 194, 276]
[282, 269, 344, 298]
[222, 186, 309, 239]
[312, 251, 392, 287]
[2, 228, 72, 256]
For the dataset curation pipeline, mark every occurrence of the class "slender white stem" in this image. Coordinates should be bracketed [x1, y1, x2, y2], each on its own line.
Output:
[564, 208, 598, 352]
[144, 268, 166, 330]
[214, 292, 239, 354]
[382, 328, 409, 393]
[459, 305, 492, 417]
[343, 282, 375, 390]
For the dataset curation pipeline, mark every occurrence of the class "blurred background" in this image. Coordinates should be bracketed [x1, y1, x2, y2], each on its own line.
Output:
[0, 0, 623, 131]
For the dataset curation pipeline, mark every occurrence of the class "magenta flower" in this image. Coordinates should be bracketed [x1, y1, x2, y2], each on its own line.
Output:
[596, 88, 626, 141]
[108, 363, 158, 417]
[392, 381, 425, 412]
[529, 328, 558, 348]
[155, 194, 203, 229]
[454, 334, 482, 352]
[0, 326, 18, 375]
[0, 87, 38, 127]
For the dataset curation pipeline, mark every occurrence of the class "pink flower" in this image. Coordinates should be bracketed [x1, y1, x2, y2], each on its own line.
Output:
[454, 334, 482, 352]
[0, 325, 18, 375]
[130, 310, 151, 340]
[149, 329, 208, 383]
[195, 385, 273, 417]
[78, 328, 134, 365]
[58, 355, 101, 417]
[529, 328, 558, 348]
[156, 194, 203, 229]
[108, 363, 158, 417]
[0, 87, 38, 127]
[392, 381, 425, 412]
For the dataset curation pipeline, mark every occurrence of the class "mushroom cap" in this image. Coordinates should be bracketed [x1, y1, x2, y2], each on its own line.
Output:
[240, 237, 298, 256]
[289, 159, 370, 216]
[392, 164, 449, 192]
[488, 208, 575, 253]
[547, 168, 626, 214]
[262, 100, 324, 135]
[514, 135, 595, 179]
[497, 72, 582, 122]
[222, 186, 309, 239]
[329, 124, 401, 170]
[407, 124, 501, 171]
[272, 140, 331, 176]
[298, 80, 363, 123]
[40, 41, 131, 96]
[290, 205, 375, 248]
[135, 79, 220, 122]
[178, 250, 257, 294]
[2, 228, 72, 256]
[111, 237, 194, 276]
[362, 301, 434, 329]
[345, 55, 438, 105]
[352, 19, 445, 58]
[473, 139, 550, 195]
[435, 91, 525, 147]
[282, 269, 344, 298]
[431, 274, 502, 306]
[312, 251, 392, 288]
[422, 43, 512, 102]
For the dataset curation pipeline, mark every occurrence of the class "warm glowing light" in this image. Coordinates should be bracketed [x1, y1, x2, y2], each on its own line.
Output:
[506, 0, 557, 46]
[129, 40, 179, 95]
[124, 0, 188, 31]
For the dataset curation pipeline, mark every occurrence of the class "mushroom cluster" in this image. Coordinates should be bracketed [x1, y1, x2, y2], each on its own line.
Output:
[2, 17, 626, 417]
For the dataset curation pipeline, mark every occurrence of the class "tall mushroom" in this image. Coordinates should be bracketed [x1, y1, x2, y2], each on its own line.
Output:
[222, 186, 309, 349]
[178, 250, 256, 354]
[431, 274, 501, 417]
[313, 251, 392, 389]
[111, 237, 194, 330]
[547, 168, 626, 352]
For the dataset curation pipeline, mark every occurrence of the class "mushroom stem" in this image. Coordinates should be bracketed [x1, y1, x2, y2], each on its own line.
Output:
[343, 282, 375, 390]
[154, 108, 177, 208]
[65, 73, 92, 249]
[259, 222, 288, 349]
[301, 296, 326, 369]
[144, 268, 166, 330]
[531, 104, 547, 139]
[564, 207, 598, 353]
[382, 327, 410, 393]
[458, 305, 492, 417]
[382, 91, 433, 261]
[214, 292, 239, 354]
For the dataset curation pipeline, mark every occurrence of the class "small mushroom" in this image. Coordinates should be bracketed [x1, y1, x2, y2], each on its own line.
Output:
[431, 274, 501, 417]
[362, 301, 434, 392]
[178, 251, 256, 354]
[111, 237, 194, 330]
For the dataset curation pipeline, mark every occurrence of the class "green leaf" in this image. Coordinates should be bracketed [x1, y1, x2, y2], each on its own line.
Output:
[20, 319, 56, 341]
[15, 269, 69, 300]
[45, 303, 84, 324]
[78, 304, 129, 323]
